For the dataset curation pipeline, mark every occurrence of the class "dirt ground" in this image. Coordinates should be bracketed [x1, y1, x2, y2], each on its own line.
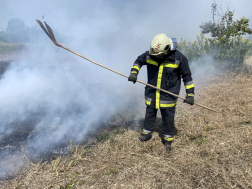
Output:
[1, 72, 252, 188]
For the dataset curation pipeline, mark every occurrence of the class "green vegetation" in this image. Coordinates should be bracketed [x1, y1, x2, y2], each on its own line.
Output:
[203, 126, 219, 131]
[105, 169, 118, 175]
[193, 135, 206, 145]
[61, 180, 76, 189]
[0, 42, 24, 54]
[178, 2, 252, 69]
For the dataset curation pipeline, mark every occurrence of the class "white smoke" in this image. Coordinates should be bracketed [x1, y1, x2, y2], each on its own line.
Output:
[0, 43, 143, 178]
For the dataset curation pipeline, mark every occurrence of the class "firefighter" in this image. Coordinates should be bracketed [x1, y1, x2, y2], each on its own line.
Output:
[128, 33, 194, 151]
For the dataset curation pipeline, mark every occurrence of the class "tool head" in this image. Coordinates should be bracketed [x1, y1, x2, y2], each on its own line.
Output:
[36, 19, 61, 47]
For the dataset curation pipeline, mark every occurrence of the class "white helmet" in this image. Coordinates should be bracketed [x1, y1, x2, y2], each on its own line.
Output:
[149, 33, 173, 56]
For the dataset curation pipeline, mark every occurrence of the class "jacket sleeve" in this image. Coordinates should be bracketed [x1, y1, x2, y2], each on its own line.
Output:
[179, 54, 195, 94]
[130, 52, 147, 75]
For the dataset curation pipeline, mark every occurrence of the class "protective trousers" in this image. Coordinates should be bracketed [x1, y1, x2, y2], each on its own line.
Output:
[143, 106, 177, 136]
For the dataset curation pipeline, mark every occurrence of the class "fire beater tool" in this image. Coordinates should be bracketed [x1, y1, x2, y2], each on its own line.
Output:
[36, 20, 217, 112]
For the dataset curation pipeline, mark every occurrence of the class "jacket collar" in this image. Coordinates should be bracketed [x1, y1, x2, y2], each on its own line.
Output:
[147, 50, 176, 63]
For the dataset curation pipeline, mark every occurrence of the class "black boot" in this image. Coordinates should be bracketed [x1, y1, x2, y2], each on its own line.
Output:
[161, 136, 174, 151]
[139, 132, 152, 142]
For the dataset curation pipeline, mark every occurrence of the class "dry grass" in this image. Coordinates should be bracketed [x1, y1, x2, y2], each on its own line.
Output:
[1, 72, 252, 188]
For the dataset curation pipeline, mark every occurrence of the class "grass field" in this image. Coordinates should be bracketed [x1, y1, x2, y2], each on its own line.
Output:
[1, 71, 252, 188]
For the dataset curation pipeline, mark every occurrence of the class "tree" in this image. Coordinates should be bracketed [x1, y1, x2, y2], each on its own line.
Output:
[199, 2, 252, 67]
[6, 18, 26, 33]
[1, 18, 29, 43]
[200, 3, 252, 41]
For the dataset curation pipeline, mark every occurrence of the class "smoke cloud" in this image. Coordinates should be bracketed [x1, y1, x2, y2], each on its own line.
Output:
[0, 0, 252, 179]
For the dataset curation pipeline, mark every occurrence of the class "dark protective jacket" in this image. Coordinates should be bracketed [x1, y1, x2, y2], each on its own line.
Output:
[130, 50, 194, 109]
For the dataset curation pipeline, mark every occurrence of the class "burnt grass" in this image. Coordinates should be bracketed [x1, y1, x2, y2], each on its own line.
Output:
[0, 60, 10, 78]
[0, 72, 252, 188]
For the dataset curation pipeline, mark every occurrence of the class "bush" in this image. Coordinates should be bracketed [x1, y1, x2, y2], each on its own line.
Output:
[178, 33, 213, 63]
[178, 33, 252, 68]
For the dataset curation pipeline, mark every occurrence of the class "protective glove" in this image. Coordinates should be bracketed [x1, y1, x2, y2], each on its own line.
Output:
[184, 93, 194, 105]
[128, 73, 137, 84]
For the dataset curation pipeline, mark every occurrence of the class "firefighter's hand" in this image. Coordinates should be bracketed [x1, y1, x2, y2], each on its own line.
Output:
[128, 73, 137, 84]
[184, 94, 194, 105]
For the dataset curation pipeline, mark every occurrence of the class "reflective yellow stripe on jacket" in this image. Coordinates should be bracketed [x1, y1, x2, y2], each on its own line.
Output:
[164, 63, 179, 68]
[146, 60, 179, 68]
[146, 59, 158, 66]
[156, 63, 164, 109]
[132, 66, 140, 71]
[145, 97, 177, 108]
[160, 101, 177, 108]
